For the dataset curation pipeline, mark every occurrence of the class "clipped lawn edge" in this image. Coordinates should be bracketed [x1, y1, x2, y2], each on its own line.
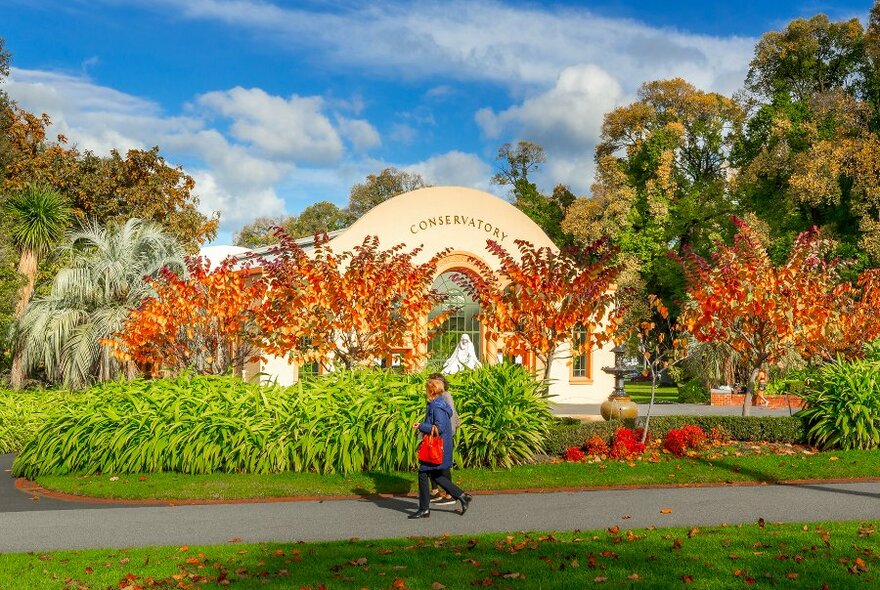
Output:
[19, 475, 880, 507]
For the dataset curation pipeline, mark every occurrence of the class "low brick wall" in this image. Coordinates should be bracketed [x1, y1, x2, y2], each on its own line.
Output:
[710, 390, 805, 410]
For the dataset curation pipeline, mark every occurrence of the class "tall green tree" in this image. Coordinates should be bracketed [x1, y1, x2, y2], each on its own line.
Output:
[234, 201, 346, 248]
[734, 10, 879, 265]
[4, 183, 71, 388]
[491, 141, 575, 247]
[564, 78, 744, 306]
[345, 167, 425, 222]
[18, 219, 184, 389]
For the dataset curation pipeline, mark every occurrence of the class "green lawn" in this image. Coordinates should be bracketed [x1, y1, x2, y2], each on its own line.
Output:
[34, 447, 880, 501]
[624, 382, 679, 404]
[3, 521, 879, 589]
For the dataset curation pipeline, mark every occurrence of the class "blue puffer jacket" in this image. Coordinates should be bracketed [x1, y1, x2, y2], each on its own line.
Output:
[417, 396, 454, 471]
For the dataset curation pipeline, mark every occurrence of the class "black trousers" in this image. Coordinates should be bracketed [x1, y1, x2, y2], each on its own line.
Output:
[418, 469, 464, 510]
[429, 468, 451, 491]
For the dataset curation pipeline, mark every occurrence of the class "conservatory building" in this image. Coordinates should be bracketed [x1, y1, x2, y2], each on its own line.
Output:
[204, 186, 616, 404]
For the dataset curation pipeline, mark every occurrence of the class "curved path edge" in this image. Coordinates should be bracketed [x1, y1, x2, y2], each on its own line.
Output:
[19, 475, 880, 506]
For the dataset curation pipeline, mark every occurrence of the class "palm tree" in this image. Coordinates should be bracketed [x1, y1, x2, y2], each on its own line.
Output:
[4, 184, 71, 389]
[18, 218, 185, 389]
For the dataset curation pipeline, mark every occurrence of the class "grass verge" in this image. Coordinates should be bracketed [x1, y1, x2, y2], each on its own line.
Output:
[33, 447, 880, 501]
[624, 383, 679, 404]
[2, 521, 879, 589]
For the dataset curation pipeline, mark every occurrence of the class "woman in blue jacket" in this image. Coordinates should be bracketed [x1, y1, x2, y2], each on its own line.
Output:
[409, 377, 472, 519]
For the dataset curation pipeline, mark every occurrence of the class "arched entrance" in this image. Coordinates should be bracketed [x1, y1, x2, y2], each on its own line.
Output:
[427, 270, 481, 371]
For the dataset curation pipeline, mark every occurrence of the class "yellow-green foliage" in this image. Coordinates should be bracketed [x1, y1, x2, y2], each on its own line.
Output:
[0, 389, 89, 454]
[13, 366, 552, 477]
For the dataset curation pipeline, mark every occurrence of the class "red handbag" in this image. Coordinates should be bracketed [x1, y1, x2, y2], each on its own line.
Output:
[418, 425, 444, 464]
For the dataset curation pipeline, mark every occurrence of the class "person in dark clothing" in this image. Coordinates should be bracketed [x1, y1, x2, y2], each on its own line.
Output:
[427, 373, 459, 506]
[409, 377, 472, 519]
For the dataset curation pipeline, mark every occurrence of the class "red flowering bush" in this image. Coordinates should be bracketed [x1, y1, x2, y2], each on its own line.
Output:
[609, 428, 646, 459]
[664, 425, 707, 456]
[584, 435, 609, 456]
[563, 446, 586, 462]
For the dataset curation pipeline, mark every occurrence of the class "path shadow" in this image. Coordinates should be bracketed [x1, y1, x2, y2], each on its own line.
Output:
[780, 482, 880, 500]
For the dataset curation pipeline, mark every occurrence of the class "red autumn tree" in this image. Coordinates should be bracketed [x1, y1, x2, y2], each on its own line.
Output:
[257, 230, 450, 371]
[459, 238, 623, 381]
[109, 256, 266, 376]
[636, 295, 690, 441]
[677, 218, 880, 416]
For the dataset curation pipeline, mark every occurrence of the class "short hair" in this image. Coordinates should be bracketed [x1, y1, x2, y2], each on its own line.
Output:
[426, 378, 445, 398]
[428, 373, 448, 391]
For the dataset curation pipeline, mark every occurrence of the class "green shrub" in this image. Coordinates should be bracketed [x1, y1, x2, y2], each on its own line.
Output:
[797, 358, 880, 450]
[13, 365, 552, 477]
[677, 379, 709, 403]
[447, 363, 552, 468]
[0, 389, 88, 453]
[543, 415, 805, 456]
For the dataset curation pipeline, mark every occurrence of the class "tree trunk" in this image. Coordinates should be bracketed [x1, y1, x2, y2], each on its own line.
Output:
[10, 248, 38, 390]
[641, 368, 658, 444]
[542, 348, 555, 383]
[741, 367, 759, 417]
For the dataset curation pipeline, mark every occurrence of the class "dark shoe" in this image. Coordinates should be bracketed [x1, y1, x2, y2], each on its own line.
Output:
[408, 509, 430, 519]
[458, 493, 473, 515]
[431, 495, 457, 506]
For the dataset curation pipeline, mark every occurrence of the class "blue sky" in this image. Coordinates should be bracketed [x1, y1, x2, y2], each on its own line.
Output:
[2, 0, 873, 243]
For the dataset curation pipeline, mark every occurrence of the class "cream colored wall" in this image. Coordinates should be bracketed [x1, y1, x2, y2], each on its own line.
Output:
[259, 354, 296, 387]
[546, 341, 616, 404]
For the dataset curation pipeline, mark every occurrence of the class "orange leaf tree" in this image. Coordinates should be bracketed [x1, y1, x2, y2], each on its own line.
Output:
[109, 256, 266, 376]
[677, 218, 880, 416]
[256, 230, 450, 371]
[459, 238, 623, 381]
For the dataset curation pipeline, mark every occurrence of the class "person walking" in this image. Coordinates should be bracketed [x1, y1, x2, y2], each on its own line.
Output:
[428, 373, 459, 507]
[409, 377, 472, 519]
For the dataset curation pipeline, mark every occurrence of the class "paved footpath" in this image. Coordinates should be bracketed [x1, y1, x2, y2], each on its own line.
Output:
[3, 454, 880, 554]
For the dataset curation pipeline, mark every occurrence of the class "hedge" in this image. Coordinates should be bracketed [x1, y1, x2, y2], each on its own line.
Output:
[544, 415, 806, 456]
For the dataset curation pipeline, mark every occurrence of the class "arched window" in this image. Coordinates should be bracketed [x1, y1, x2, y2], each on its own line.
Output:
[428, 271, 481, 369]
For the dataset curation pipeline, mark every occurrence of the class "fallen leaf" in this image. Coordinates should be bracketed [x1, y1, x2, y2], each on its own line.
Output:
[178, 546, 189, 552]
[681, 575, 693, 583]
[227, 537, 242, 543]
[432, 583, 446, 590]
[786, 573, 799, 579]
[758, 518, 765, 528]
[660, 508, 672, 514]
[608, 526, 620, 535]
[628, 573, 640, 580]
[593, 575, 607, 582]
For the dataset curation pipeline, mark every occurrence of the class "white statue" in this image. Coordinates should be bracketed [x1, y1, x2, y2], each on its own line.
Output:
[442, 334, 482, 374]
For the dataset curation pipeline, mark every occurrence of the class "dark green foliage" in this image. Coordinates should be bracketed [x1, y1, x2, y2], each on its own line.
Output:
[543, 415, 805, 456]
[13, 365, 552, 477]
[798, 357, 880, 450]
[677, 379, 710, 403]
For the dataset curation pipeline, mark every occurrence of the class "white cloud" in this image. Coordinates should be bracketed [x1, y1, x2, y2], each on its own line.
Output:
[191, 169, 286, 226]
[475, 64, 623, 191]
[144, 0, 754, 95]
[477, 64, 622, 150]
[336, 116, 381, 152]
[3, 68, 389, 238]
[197, 87, 343, 162]
[406, 151, 491, 189]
